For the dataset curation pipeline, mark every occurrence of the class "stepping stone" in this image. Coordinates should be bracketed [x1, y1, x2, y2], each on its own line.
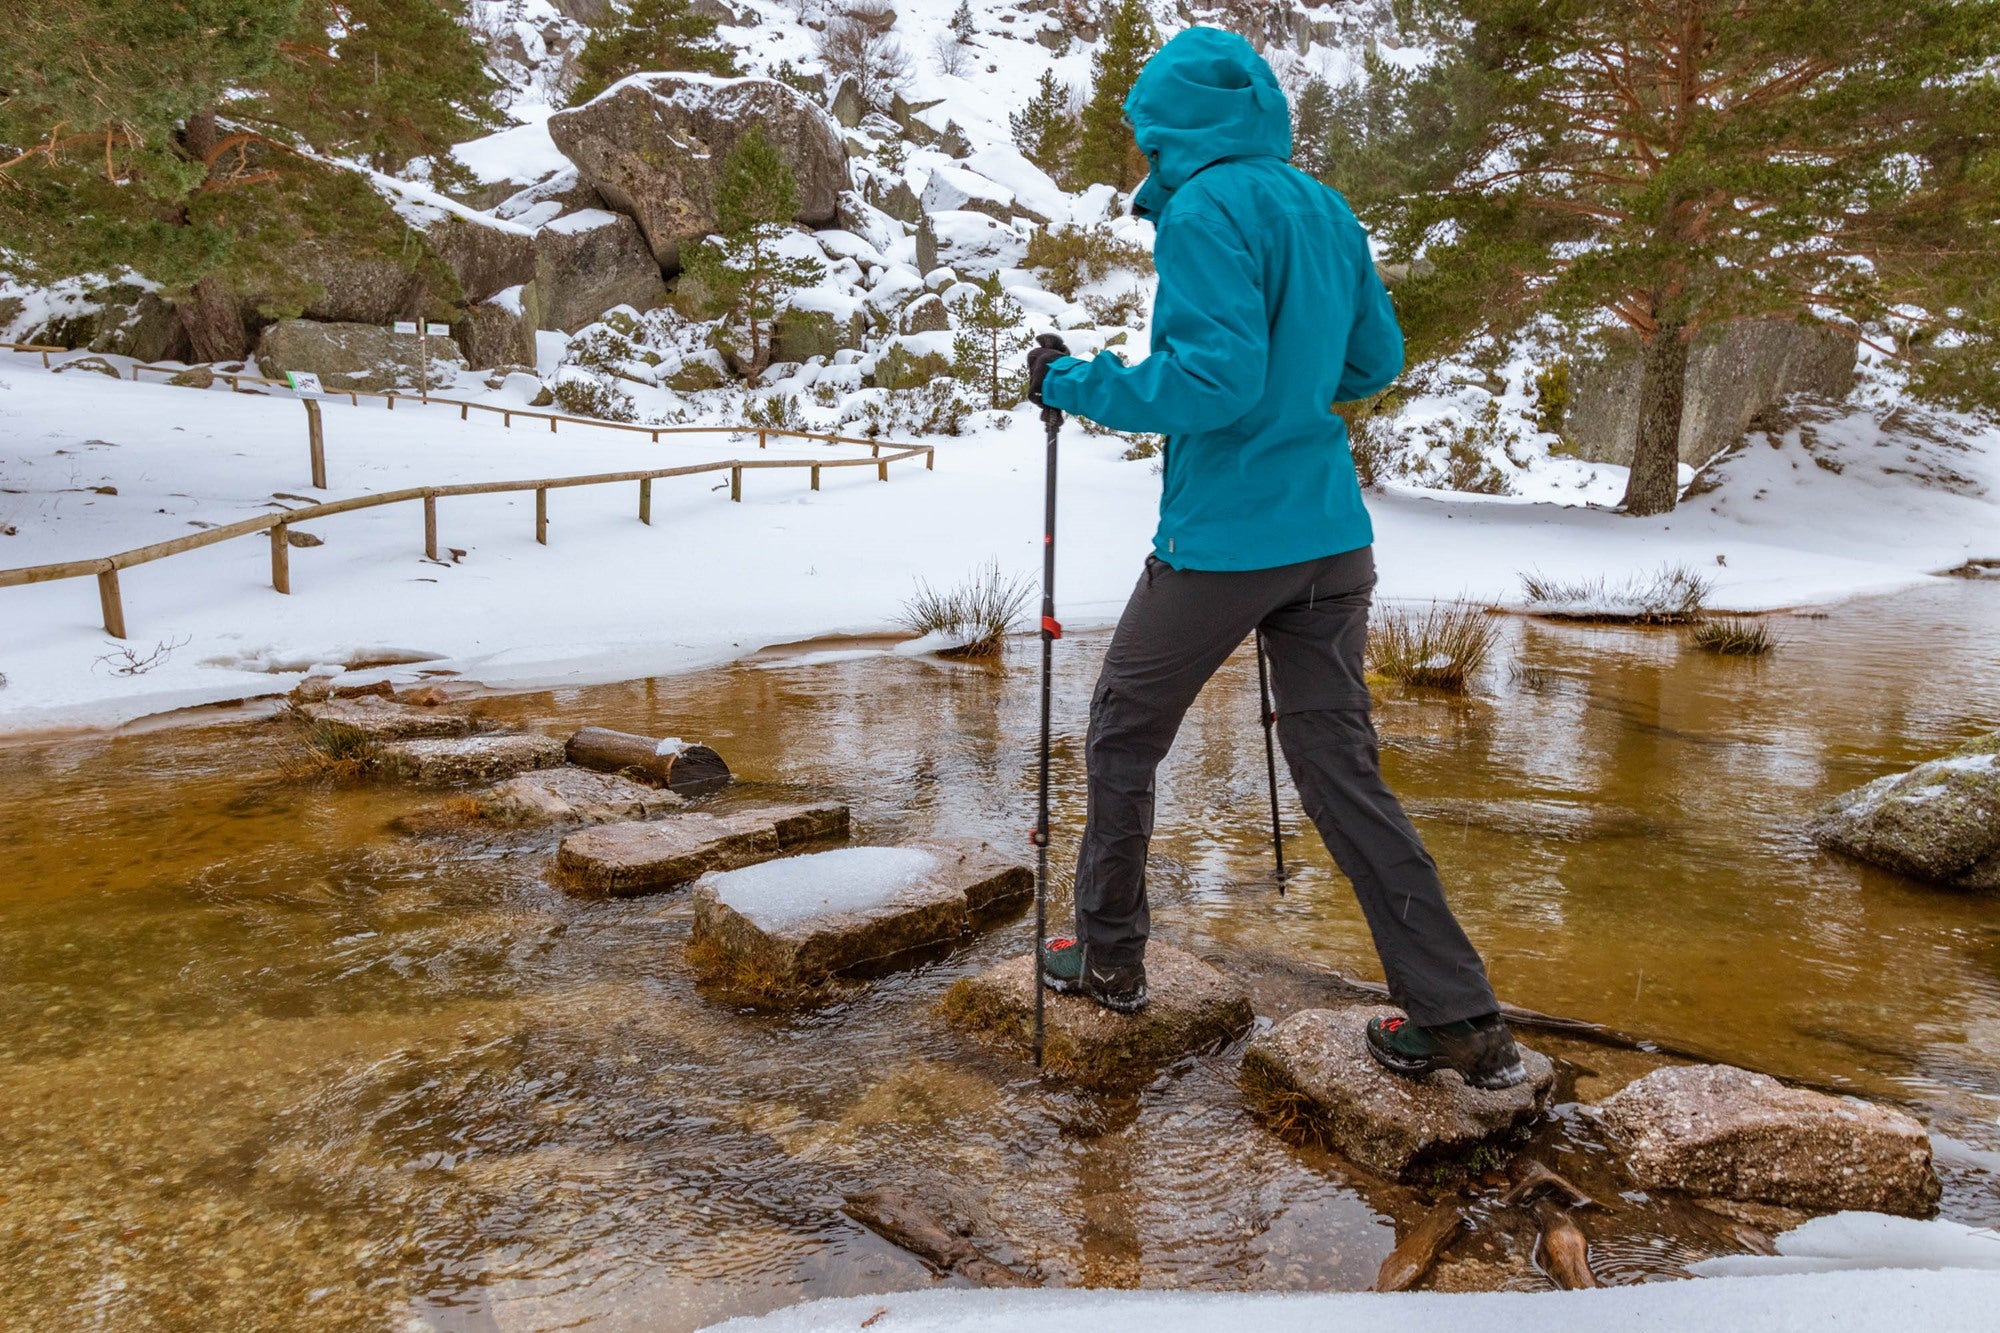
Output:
[689, 841, 1032, 993]
[373, 734, 566, 784]
[473, 767, 684, 826]
[1591, 1064, 1940, 1216]
[940, 942, 1253, 1090]
[298, 697, 476, 741]
[554, 803, 850, 897]
[1239, 1005, 1555, 1179]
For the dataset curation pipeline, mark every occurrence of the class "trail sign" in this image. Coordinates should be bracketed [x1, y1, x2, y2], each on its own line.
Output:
[425, 322, 450, 336]
[285, 371, 324, 396]
[392, 320, 418, 335]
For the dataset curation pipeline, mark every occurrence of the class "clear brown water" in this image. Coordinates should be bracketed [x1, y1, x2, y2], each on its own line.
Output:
[2, 580, 1998, 1329]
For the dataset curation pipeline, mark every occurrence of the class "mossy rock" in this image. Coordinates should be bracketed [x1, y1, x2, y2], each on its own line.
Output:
[667, 361, 728, 393]
[773, 308, 840, 364]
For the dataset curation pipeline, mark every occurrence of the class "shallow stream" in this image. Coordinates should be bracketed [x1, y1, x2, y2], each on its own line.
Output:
[2, 580, 1997, 1329]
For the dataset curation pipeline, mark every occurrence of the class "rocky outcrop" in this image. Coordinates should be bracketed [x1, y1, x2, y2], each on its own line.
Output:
[941, 943, 1253, 1090]
[456, 288, 539, 370]
[290, 240, 425, 328]
[688, 842, 1031, 993]
[474, 767, 683, 826]
[298, 697, 478, 741]
[256, 320, 467, 393]
[1565, 320, 1857, 467]
[555, 803, 852, 897]
[372, 734, 566, 785]
[1593, 1064, 1940, 1216]
[1809, 737, 2000, 889]
[532, 210, 668, 333]
[423, 211, 537, 307]
[1240, 1006, 1555, 1178]
[546, 75, 849, 271]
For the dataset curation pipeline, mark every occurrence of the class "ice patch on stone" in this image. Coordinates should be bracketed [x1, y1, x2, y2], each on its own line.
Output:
[711, 847, 940, 931]
[653, 736, 691, 757]
[1691, 1212, 2000, 1276]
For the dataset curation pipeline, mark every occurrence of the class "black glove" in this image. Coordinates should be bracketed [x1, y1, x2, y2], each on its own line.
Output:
[1027, 333, 1070, 410]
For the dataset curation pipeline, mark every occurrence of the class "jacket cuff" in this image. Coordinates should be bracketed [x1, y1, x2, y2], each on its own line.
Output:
[1039, 355, 1086, 412]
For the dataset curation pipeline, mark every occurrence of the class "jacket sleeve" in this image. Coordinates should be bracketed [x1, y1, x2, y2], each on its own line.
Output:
[1039, 206, 1267, 434]
[1334, 260, 1404, 401]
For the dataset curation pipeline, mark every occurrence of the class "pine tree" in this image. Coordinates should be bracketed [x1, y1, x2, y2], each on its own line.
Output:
[1010, 70, 1077, 181]
[253, 1, 502, 182]
[949, 1, 977, 42]
[681, 129, 826, 384]
[1072, 0, 1156, 190]
[567, 0, 740, 106]
[1290, 76, 1336, 180]
[950, 273, 1027, 409]
[1342, 0, 2000, 516]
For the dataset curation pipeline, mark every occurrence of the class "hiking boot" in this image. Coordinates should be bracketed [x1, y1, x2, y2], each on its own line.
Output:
[1039, 936, 1148, 1014]
[1365, 1011, 1528, 1091]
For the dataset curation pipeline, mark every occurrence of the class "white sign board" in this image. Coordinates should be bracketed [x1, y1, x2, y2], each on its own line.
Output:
[425, 322, 450, 336]
[392, 320, 418, 335]
[286, 371, 324, 396]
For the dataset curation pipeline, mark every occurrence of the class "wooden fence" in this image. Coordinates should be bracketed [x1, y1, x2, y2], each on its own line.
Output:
[0, 343, 936, 639]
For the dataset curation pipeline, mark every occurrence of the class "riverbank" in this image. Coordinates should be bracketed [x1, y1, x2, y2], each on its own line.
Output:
[3, 354, 1995, 734]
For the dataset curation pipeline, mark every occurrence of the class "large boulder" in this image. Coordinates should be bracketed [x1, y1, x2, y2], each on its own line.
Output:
[1240, 1006, 1555, 1178]
[1593, 1064, 1940, 1216]
[1808, 738, 2000, 889]
[423, 211, 537, 306]
[533, 209, 669, 332]
[456, 286, 540, 370]
[290, 240, 424, 327]
[546, 75, 849, 271]
[257, 320, 467, 393]
[1565, 319, 1857, 467]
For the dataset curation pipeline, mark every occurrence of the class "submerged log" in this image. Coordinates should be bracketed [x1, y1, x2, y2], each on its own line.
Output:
[1532, 1197, 1600, 1289]
[843, 1189, 1036, 1288]
[565, 726, 731, 794]
[1374, 1201, 1465, 1292]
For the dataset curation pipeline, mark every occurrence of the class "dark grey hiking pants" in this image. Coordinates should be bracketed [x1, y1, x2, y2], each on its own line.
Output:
[1072, 545, 1500, 1027]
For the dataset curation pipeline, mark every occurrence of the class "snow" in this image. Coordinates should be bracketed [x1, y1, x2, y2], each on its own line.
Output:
[698, 1272, 2000, 1333]
[1692, 1213, 2000, 1277]
[543, 208, 623, 235]
[2, 345, 1995, 735]
[707, 846, 941, 930]
[450, 117, 570, 190]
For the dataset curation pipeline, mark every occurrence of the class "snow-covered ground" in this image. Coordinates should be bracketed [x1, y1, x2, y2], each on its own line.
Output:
[696, 1271, 2000, 1333]
[3, 350, 1995, 735]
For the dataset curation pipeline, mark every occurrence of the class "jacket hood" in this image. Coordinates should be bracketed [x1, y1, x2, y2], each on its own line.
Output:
[1125, 27, 1291, 220]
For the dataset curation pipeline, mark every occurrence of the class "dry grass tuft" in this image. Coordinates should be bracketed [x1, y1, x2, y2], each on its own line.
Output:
[896, 560, 1032, 658]
[280, 717, 377, 781]
[1367, 602, 1498, 693]
[684, 934, 836, 1009]
[1690, 617, 1778, 656]
[1519, 563, 1711, 624]
[1239, 1051, 1337, 1152]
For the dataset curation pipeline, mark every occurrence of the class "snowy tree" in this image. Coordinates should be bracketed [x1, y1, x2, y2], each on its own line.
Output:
[567, 0, 740, 105]
[1344, 0, 2000, 515]
[1290, 76, 1335, 180]
[1010, 70, 1078, 182]
[951, 274, 1028, 409]
[681, 129, 827, 385]
[817, 5, 913, 110]
[949, 0, 977, 43]
[1073, 0, 1157, 190]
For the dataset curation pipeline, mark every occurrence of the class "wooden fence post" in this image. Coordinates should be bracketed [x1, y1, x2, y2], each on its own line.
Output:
[810, 464, 821, 492]
[535, 488, 548, 543]
[270, 524, 291, 594]
[304, 398, 327, 489]
[503, 411, 512, 427]
[639, 478, 652, 525]
[386, 395, 395, 411]
[97, 565, 126, 639]
[550, 416, 558, 434]
[424, 493, 438, 560]
[877, 460, 889, 482]
[757, 429, 767, 450]
[730, 466, 742, 502]
[651, 429, 661, 443]
[925, 447, 935, 471]
[459, 404, 468, 421]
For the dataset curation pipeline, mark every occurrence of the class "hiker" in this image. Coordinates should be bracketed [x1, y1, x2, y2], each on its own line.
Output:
[1025, 27, 1526, 1091]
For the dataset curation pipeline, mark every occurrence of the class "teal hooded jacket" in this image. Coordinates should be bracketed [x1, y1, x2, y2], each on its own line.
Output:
[1039, 27, 1402, 571]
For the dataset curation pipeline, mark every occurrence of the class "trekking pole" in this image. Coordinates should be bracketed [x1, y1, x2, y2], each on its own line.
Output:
[1030, 334, 1065, 1069]
[1255, 630, 1288, 893]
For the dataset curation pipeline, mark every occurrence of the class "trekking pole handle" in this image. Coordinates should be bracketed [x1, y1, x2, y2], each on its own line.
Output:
[1035, 333, 1066, 431]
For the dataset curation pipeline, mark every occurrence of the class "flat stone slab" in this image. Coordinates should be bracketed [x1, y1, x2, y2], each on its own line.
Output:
[298, 697, 476, 741]
[474, 767, 684, 826]
[1808, 741, 2000, 889]
[373, 734, 566, 784]
[940, 943, 1253, 1090]
[689, 841, 1032, 991]
[554, 803, 850, 897]
[1240, 1005, 1555, 1179]
[1592, 1064, 1940, 1216]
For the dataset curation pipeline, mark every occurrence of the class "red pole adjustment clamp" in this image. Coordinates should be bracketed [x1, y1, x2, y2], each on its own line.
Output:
[1041, 616, 1063, 639]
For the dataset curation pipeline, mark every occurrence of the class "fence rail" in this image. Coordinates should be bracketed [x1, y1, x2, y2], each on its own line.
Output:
[0, 343, 936, 639]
